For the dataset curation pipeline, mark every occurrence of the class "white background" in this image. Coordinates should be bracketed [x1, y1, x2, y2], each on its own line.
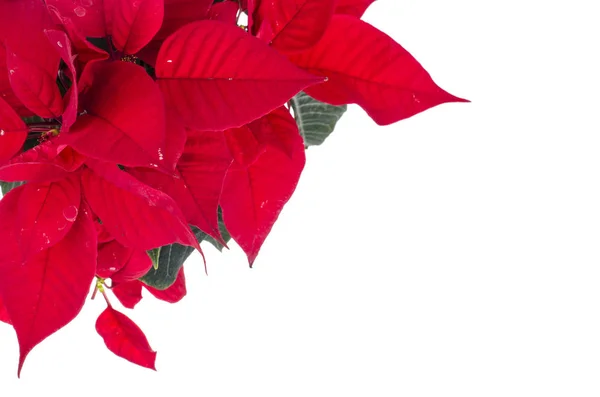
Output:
[3, 0, 600, 395]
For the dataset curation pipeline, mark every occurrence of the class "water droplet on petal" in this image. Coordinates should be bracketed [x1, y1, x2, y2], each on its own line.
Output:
[0, 130, 5, 136]
[63, 205, 78, 222]
[157, 148, 164, 161]
[81, 0, 94, 6]
[57, 41, 63, 48]
[74, 6, 86, 17]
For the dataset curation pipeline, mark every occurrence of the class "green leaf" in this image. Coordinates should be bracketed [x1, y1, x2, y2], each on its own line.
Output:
[21, 116, 45, 124]
[0, 181, 25, 196]
[147, 247, 161, 270]
[203, 208, 231, 252]
[140, 228, 206, 290]
[290, 91, 347, 147]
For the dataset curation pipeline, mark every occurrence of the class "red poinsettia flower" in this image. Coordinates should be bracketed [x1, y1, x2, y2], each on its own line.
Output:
[0, 0, 466, 376]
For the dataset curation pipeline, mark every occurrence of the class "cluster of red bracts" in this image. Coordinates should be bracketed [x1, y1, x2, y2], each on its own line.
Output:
[0, 0, 465, 376]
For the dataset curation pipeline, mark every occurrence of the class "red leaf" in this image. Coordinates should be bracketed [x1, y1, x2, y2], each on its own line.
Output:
[81, 164, 200, 251]
[112, 250, 152, 282]
[158, 0, 212, 40]
[0, 139, 84, 183]
[44, 30, 79, 132]
[246, 0, 263, 36]
[96, 241, 151, 283]
[0, 48, 32, 117]
[96, 221, 114, 243]
[111, 281, 143, 309]
[220, 117, 306, 265]
[45, 0, 107, 38]
[247, 106, 298, 158]
[0, 199, 97, 376]
[144, 268, 186, 303]
[0, 96, 27, 162]
[162, 109, 187, 170]
[96, 306, 156, 370]
[5, 49, 64, 118]
[334, 0, 375, 17]
[156, 20, 323, 131]
[136, 0, 213, 65]
[208, 1, 239, 24]
[0, 0, 64, 118]
[259, 0, 336, 53]
[97, 240, 130, 278]
[289, 16, 468, 125]
[0, 295, 11, 325]
[129, 130, 232, 241]
[111, 0, 165, 55]
[47, 7, 109, 68]
[224, 126, 266, 167]
[175, 130, 232, 238]
[65, 62, 168, 170]
[16, 175, 81, 260]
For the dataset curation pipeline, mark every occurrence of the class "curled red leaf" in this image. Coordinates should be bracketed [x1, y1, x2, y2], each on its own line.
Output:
[111, 281, 144, 309]
[96, 306, 157, 370]
[144, 268, 186, 303]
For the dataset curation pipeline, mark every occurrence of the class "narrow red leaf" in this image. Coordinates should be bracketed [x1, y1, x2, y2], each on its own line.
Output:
[334, 0, 375, 17]
[111, 281, 143, 309]
[0, 96, 27, 162]
[44, 30, 79, 132]
[111, 0, 165, 55]
[65, 62, 168, 170]
[259, 0, 336, 53]
[289, 16, 468, 125]
[16, 175, 81, 260]
[81, 164, 200, 251]
[220, 118, 306, 265]
[96, 306, 156, 370]
[175, 130, 232, 238]
[247, 0, 263, 36]
[0, 200, 97, 376]
[156, 20, 323, 131]
[144, 268, 186, 303]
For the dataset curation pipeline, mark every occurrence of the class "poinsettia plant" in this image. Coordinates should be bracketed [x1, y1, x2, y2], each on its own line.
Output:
[0, 0, 466, 376]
